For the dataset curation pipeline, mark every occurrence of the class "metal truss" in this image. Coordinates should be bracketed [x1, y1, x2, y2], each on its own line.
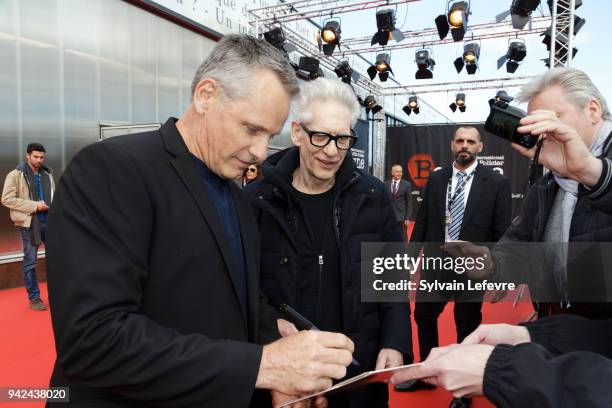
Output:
[380, 76, 535, 95]
[248, 0, 422, 26]
[548, 0, 577, 67]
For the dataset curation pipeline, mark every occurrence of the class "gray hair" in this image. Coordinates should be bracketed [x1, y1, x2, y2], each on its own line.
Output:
[190, 34, 299, 100]
[292, 77, 361, 127]
[517, 67, 611, 120]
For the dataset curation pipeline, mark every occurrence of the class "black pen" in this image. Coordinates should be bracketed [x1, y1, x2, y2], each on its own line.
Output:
[279, 303, 360, 367]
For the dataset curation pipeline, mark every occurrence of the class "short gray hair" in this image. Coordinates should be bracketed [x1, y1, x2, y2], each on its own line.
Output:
[190, 34, 299, 100]
[517, 67, 611, 120]
[292, 77, 361, 127]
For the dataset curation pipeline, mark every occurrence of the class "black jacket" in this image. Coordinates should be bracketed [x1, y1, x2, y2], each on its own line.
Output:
[46, 118, 278, 407]
[492, 133, 612, 317]
[411, 162, 512, 244]
[244, 147, 413, 408]
[484, 315, 612, 407]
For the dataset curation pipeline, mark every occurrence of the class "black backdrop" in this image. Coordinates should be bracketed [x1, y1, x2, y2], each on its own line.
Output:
[385, 123, 530, 219]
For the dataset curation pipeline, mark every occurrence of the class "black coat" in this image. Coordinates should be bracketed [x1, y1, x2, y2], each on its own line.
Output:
[492, 133, 612, 317]
[243, 147, 413, 408]
[484, 315, 612, 407]
[46, 118, 278, 407]
[384, 178, 412, 222]
[411, 163, 512, 244]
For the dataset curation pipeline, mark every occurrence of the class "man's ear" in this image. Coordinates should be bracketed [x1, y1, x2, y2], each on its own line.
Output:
[478, 142, 484, 153]
[290, 121, 302, 147]
[192, 78, 219, 114]
[586, 98, 603, 124]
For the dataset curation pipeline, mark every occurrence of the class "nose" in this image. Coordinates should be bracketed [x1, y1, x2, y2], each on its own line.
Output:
[322, 140, 339, 156]
[249, 135, 270, 163]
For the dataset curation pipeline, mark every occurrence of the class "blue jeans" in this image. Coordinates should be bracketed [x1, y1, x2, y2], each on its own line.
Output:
[19, 220, 45, 301]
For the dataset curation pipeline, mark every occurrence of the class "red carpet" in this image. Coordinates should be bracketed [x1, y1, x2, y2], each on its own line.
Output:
[0, 283, 532, 407]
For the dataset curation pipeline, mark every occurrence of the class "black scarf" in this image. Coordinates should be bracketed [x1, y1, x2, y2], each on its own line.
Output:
[19, 161, 52, 245]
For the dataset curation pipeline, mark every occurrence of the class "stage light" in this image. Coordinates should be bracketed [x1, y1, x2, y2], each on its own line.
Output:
[298, 56, 323, 80]
[488, 90, 514, 107]
[415, 48, 435, 79]
[317, 19, 341, 56]
[367, 52, 393, 82]
[497, 39, 527, 73]
[453, 42, 480, 75]
[262, 27, 297, 56]
[360, 95, 383, 115]
[334, 60, 353, 84]
[371, 8, 405, 46]
[510, 0, 540, 30]
[435, 1, 470, 42]
[449, 93, 466, 112]
[402, 95, 420, 116]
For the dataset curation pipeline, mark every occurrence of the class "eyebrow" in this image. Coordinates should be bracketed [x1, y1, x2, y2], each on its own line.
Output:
[245, 121, 282, 136]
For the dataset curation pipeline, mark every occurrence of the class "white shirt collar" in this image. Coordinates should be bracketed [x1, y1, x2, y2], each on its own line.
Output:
[452, 158, 478, 178]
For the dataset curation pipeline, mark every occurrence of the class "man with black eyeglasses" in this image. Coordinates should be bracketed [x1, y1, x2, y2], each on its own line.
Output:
[244, 77, 413, 408]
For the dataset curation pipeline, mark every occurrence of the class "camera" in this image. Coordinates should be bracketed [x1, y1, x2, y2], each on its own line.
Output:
[484, 93, 538, 149]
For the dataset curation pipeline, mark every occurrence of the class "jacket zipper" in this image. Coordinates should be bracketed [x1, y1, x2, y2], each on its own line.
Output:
[317, 254, 324, 319]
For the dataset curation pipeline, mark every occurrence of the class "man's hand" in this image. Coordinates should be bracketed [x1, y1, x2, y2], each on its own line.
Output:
[462, 324, 530, 346]
[403, 220, 411, 227]
[440, 242, 494, 280]
[271, 390, 328, 408]
[277, 318, 299, 337]
[515, 109, 603, 187]
[375, 348, 404, 371]
[37, 201, 49, 212]
[256, 330, 354, 396]
[390, 344, 494, 398]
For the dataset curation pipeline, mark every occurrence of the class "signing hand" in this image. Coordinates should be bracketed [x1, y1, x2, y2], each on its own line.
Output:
[375, 348, 404, 371]
[256, 330, 354, 396]
[515, 109, 603, 187]
[462, 323, 531, 346]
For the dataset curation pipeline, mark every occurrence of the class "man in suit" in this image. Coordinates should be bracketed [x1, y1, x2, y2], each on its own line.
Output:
[46, 34, 353, 408]
[385, 164, 412, 240]
[398, 126, 512, 408]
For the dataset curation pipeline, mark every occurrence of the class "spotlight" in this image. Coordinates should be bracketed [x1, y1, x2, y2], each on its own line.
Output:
[497, 39, 527, 73]
[367, 52, 393, 82]
[262, 26, 297, 56]
[360, 95, 383, 114]
[317, 19, 341, 56]
[488, 90, 514, 107]
[449, 93, 466, 112]
[371, 7, 405, 46]
[453, 42, 480, 75]
[334, 60, 356, 85]
[435, 1, 470, 42]
[415, 48, 435, 79]
[510, 0, 540, 30]
[402, 95, 420, 116]
[298, 56, 323, 80]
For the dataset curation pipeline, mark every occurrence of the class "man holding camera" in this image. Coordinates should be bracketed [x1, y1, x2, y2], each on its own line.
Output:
[389, 66, 612, 408]
[482, 67, 612, 319]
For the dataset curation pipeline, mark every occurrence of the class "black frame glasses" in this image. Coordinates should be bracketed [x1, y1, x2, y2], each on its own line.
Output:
[300, 123, 358, 150]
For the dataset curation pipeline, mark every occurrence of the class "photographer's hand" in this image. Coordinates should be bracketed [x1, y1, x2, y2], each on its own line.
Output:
[515, 109, 603, 187]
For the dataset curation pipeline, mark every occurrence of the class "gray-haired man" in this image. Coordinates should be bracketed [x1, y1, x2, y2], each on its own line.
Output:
[46, 35, 352, 407]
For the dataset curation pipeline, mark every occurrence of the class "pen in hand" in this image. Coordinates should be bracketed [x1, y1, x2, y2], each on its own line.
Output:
[279, 303, 361, 367]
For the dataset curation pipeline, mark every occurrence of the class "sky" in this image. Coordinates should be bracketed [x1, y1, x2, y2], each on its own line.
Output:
[328, 0, 611, 124]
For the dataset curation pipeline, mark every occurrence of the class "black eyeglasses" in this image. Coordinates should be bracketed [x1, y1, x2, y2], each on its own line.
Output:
[300, 123, 357, 150]
[247, 167, 257, 173]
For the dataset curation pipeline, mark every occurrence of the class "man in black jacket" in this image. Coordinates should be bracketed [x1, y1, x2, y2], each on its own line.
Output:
[389, 315, 612, 407]
[46, 35, 354, 408]
[244, 77, 413, 408]
[452, 67, 612, 318]
[403, 126, 511, 408]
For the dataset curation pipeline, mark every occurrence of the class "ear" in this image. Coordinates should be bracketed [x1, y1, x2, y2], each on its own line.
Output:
[586, 98, 603, 124]
[290, 121, 302, 147]
[478, 142, 484, 153]
[192, 78, 219, 114]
